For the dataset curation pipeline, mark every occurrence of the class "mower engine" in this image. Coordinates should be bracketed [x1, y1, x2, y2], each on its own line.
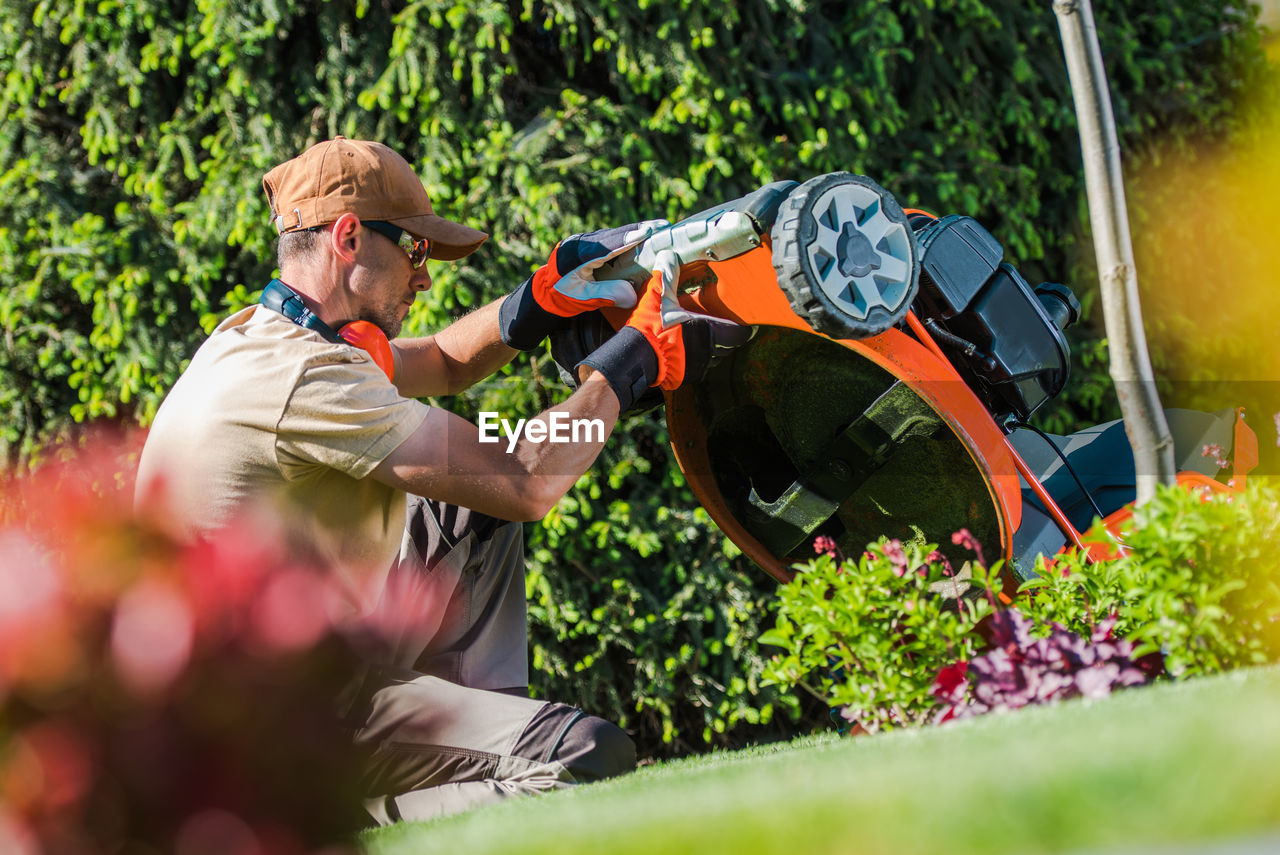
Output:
[909, 214, 1081, 426]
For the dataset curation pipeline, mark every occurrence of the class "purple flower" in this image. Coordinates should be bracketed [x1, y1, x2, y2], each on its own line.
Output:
[988, 608, 1034, 651]
[1075, 663, 1121, 698]
[1090, 614, 1120, 643]
[933, 607, 1152, 722]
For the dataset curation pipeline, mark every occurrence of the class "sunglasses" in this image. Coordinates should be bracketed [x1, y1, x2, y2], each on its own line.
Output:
[364, 220, 431, 269]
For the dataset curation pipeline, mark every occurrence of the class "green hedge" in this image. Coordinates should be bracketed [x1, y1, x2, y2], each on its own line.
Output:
[0, 0, 1269, 756]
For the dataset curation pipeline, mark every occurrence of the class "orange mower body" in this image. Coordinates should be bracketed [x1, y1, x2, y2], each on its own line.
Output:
[552, 174, 1256, 586]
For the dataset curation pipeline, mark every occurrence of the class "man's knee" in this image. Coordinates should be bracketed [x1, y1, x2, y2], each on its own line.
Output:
[555, 714, 636, 781]
[515, 704, 636, 782]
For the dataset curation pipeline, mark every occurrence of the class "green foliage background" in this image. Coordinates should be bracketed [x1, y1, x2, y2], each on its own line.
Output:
[0, 0, 1269, 756]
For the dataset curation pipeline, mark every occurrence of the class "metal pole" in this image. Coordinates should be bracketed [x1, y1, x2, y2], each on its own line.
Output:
[1052, 0, 1176, 503]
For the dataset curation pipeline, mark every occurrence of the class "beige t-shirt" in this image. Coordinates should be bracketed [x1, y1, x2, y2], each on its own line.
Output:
[136, 305, 429, 605]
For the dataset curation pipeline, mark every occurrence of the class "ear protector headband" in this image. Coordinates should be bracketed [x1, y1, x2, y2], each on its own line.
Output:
[260, 279, 395, 381]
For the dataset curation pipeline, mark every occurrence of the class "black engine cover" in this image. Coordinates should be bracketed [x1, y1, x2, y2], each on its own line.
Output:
[912, 215, 1073, 424]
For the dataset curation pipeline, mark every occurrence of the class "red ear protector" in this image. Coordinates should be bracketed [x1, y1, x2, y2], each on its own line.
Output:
[337, 320, 395, 380]
[260, 279, 395, 381]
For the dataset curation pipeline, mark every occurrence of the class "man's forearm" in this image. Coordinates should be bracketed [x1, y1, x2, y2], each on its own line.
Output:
[505, 370, 620, 499]
[369, 370, 623, 522]
[392, 296, 518, 398]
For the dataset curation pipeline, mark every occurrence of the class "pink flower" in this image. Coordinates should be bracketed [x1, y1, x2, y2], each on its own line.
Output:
[919, 549, 953, 578]
[1200, 443, 1228, 470]
[14, 720, 96, 812]
[250, 567, 342, 654]
[111, 578, 194, 695]
[879, 539, 909, 577]
[951, 528, 985, 566]
[813, 535, 838, 560]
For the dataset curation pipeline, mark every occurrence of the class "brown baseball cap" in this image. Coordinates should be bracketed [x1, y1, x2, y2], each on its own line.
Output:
[262, 137, 488, 261]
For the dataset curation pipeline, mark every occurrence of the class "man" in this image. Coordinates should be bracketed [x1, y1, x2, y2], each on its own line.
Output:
[135, 137, 735, 822]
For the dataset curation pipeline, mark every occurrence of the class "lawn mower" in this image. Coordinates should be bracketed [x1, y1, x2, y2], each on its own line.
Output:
[550, 173, 1258, 587]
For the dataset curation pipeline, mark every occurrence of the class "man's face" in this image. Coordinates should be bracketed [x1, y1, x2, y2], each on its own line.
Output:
[353, 226, 432, 340]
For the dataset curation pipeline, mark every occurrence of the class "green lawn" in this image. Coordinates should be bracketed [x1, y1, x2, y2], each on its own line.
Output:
[364, 666, 1280, 855]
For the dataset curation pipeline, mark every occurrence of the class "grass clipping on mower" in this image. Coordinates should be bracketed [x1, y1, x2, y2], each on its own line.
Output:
[698, 327, 1001, 571]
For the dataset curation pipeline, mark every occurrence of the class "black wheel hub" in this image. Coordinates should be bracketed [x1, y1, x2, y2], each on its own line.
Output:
[837, 220, 880, 278]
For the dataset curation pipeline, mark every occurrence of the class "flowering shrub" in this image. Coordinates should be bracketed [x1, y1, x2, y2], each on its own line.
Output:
[0, 432, 367, 854]
[760, 537, 991, 733]
[1015, 480, 1280, 678]
[763, 481, 1280, 733]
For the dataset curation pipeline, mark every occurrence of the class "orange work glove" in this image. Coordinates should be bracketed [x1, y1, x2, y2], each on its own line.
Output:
[498, 220, 668, 350]
[577, 251, 752, 408]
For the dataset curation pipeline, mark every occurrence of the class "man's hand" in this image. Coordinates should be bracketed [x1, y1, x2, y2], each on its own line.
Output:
[621, 250, 752, 389]
[575, 250, 753, 410]
[499, 220, 668, 351]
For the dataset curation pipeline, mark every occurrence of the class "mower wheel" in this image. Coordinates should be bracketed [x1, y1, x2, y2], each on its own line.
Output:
[771, 172, 919, 339]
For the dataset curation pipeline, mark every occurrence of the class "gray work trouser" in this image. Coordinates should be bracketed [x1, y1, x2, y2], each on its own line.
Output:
[350, 496, 635, 824]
